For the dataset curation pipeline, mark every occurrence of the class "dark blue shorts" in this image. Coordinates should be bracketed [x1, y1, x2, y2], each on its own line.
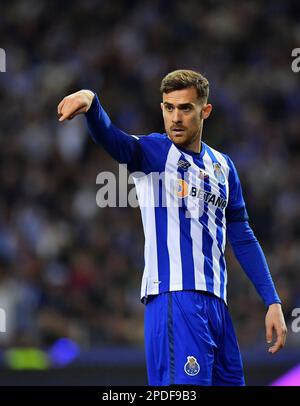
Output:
[144, 290, 245, 386]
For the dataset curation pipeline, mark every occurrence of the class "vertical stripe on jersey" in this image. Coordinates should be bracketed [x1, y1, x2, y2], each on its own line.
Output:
[194, 151, 215, 295]
[182, 153, 207, 292]
[154, 175, 170, 294]
[134, 174, 159, 297]
[205, 147, 230, 302]
[177, 159, 195, 290]
[165, 145, 183, 291]
[202, 150, 224, 299]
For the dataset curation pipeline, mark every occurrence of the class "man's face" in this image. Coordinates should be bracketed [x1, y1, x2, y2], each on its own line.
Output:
[161, 87, 211, 149]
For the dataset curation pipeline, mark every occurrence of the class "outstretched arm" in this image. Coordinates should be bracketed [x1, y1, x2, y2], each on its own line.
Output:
[57, 90, 142, 171]
[227, 221, 287, 354]
[57, 89, 95, 121]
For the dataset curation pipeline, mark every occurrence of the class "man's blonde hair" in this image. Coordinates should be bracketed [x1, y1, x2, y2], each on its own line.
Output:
[160, 69, 209, 103]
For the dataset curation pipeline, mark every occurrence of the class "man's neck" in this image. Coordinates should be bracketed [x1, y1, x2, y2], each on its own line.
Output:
[182, 127, 203, 154]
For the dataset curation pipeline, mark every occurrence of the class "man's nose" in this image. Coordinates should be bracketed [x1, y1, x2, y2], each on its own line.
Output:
[172, 108, 182, 123]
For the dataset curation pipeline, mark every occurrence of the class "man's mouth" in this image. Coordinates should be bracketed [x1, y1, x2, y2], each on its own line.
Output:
[172, 128, 185, 133]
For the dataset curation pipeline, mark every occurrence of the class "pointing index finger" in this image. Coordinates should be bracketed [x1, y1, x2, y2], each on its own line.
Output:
[57, 98, 66, 116]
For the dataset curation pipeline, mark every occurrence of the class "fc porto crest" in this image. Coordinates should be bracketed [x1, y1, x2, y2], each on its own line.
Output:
[184, 356, 200, 376]
[213, 162, 226, 185]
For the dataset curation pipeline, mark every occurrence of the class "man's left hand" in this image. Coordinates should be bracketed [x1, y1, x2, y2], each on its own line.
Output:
[265, 303, 287, 354]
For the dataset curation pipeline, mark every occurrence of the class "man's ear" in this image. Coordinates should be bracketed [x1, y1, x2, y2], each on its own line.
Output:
[160, 102, 164, 112]
[201, 104, 212, 119]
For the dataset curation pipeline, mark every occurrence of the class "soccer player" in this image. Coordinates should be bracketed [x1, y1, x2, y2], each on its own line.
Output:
[57, 70, 287, 386]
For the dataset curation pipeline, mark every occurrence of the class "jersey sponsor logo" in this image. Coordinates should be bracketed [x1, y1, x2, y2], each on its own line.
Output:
[184, 356, 200, 376]
[175, 180, 227, 209]
[176, 179, 189, 198]
[213, 162, 226, 185]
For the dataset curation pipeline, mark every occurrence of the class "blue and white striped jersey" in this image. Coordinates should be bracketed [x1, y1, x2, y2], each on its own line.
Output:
[86, 94, 281, 307]
[130, 133, 247, 303]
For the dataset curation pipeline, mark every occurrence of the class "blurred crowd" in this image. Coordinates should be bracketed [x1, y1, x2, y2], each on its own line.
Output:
[0, 0, 299, 350]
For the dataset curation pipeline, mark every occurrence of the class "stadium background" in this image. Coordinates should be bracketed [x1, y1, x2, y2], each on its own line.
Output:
[0, 0, 299, 385]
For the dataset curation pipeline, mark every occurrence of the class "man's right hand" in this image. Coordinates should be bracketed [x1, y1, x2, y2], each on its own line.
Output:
[57, 90, 95, 122]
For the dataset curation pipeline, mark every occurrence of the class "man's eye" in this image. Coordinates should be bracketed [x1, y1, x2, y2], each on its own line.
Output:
[165, 106, 173, 111]
[182, 106, 191, 112]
